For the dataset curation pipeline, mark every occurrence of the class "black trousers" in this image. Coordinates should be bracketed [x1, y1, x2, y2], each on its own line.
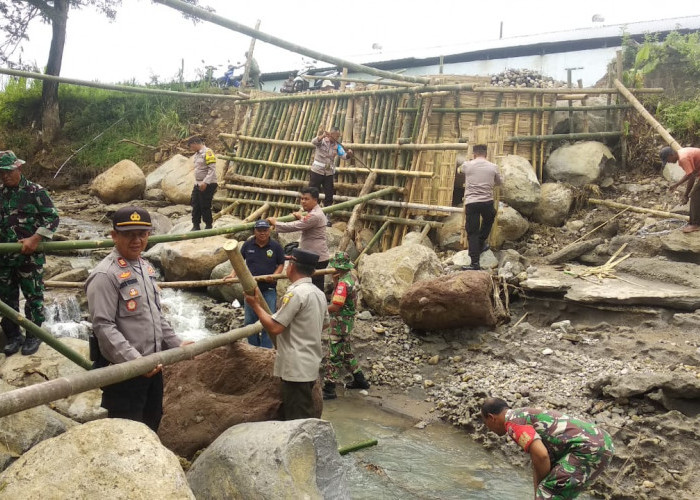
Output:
[102, 372, 164, 432]
[465, 201, 496, 264]
[191, 182, 218, 228]
[313, 260, 328, 292]
[309, 171, 334, 206]
[281, 379, 316, 420]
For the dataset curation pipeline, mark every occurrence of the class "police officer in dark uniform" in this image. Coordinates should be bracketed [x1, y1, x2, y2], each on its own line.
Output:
[0, 150, 59, 356]
[85, 206, 188, 431]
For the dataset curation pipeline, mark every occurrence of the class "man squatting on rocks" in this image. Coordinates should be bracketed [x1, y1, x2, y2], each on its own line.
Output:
[224, 219, 285, 349]
[664, 146, 700, 233]
[322, 251, 370, 400]
[309, 127, 353, 220]
[0, 151, 59, 356]
[481, 397, 614, 500]
[86, 207, 191, 432]
[188, 136, 218, 231]
[268, 187, 329, 292]
[459, 144, 502, 271]
[245, 248, 329, 420]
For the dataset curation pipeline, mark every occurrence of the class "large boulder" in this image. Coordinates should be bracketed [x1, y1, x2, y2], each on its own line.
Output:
[0, 419, 194, 499]
[187, 419, 349, 500]
[436, 212, 464, 251]
[160, 155, 227, 204]
[146, 235, 229, 281]
[544, 141, 616, 186]
[159, 342, 322, 458]
[89, 159, 146, 203]
[663, 161, 685, 183]
[399, 272, 497, 330]
[531, 182, 574, 226]
[358, 244, 442, 315]
[661, 231, 700, 255]
[207, 260, 244, 303]
[497, 155, 541, 215]
[0, 380, 76, 471]
[146, 154, 188, 190]
[0, 338, 104, 423]
[402, 230, 433, 249]
[552, 97, 608, 135]
[490, 204, 530, 248]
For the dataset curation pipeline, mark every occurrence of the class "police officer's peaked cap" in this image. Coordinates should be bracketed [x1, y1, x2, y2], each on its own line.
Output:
[286, 248, 319, 266]
[330, 251, 353, 271]
[0, 150, 25, 170]
[112, 206, 152, 231]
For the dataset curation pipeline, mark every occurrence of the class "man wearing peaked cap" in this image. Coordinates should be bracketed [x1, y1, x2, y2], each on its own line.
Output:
[245, 247, 329, 420]
[1, 150, 59, 356]
[224, 219, 285, 349]
[85, 206, 191, 431]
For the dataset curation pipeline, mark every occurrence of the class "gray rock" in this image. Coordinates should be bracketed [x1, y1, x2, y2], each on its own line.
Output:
[545, 238, 604, 264]
[89, 160, 146, 203]
[532, 183, 574, 226]
[544, 141, 616, 186]
[491, 205, 529, 248]
[497, 155, 541, 215]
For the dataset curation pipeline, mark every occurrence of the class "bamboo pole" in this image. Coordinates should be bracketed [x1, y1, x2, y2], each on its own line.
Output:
[339, 172, 377, 251]
[241, 19, 261, 87]
[470, 86, 663, 94]
[301, 75, 417, 87]
[0, 188, 398, 255]
[153, 0, 429, 84]
[0, 298, 92, 370]
[225, 172, 307, 188]
[507, 131, 622, 142]
[333, 211, 443, 227]
[0, 323, 264, 418]
[45, 269, 339, 290]
[409, 105, 633, 113]
[0, 67, 245, 100]
[242, 203, 270, 222]
[338, 439, 378, 455]
[354, 220, 391, 265]
[587, 198, 689, 220]
[221, 133, 471, 151]
[213, 201, 239, 221]
[220, 158, 433, 178]
[613, 79, 681, 151]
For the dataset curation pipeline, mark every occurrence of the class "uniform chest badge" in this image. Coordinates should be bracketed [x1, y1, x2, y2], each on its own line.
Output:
[148, 266, 155, 274]
[129, 288, 139, 297]
[126, 299, 137, 311]
[119, 271, 131, 279]
[117, 258, 128, 268]
[266, 249, 273, 258]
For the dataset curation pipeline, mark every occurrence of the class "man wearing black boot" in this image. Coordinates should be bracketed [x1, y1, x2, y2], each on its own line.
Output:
[458, 144, 502, 271]
[188, 136, 218, 231]
[0, 151, 59, 356]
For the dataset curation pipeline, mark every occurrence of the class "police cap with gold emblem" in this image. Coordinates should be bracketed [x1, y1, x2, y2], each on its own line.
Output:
[112, 206, 152, 232]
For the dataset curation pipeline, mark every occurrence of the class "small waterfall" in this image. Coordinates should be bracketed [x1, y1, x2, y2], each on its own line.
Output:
[43, 295, 92, 340]
[160, 289, 212, 342]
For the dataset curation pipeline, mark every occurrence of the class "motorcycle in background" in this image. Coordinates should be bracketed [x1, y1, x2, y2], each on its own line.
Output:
[281, 59, 340, 93]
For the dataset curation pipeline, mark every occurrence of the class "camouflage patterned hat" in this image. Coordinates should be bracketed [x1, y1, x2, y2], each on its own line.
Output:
[330, 251, 353, 271]
[0, 150, 25, 170]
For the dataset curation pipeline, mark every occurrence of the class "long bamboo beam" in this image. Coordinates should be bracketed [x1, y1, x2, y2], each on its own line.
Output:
[220, 158, 433, 178]
[0, 323, 263, 418]
[471, 86, 664, 94]
[587, 198, 689, 220]
[507, 131, 622, 142]
[354, 220, 391, 265]
[332, 211, 444, 227]
[220, 133, 470, 151]
[300, 75, 418, 87]
[0, 67, 244, 100]
[153, 0, 429, 85]
[0, 298, 92, 370]
[45, 269, 340, 290]
[613, 79, 681, 151]
[400, 105, 632, 113]
[0, 187, 398, 254]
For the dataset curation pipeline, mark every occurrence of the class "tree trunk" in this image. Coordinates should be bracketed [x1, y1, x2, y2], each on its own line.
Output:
[41, 0, 70, 144]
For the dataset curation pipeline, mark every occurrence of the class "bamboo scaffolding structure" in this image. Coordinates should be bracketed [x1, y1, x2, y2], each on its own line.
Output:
[301, 75, 418, 87]
[507, 131, 622, 143]
[587, 198, 689, 220]
[221, 133, 471, 151]
[0, 67, 245, 100]
[45, 269, 339, 290]
[405, 105, 632, 113]
[225, 173, 307, 188]
[220, 158, 432, 178]
[0, 323, 264, 418]
[470, 86, 663, 94]
[354, 220, 391, 265]
[613, 79, 681, 151]
[154, 0, 429, 84]
[0, 298, 92, 370]
[339, 171, 377, 251]
[332, 211, 443, 227]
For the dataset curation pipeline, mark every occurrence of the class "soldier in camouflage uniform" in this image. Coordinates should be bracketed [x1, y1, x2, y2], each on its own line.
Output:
[0, 151, 59, 356]
[322, 251, 370, 400]
[481, 397, 614, 499]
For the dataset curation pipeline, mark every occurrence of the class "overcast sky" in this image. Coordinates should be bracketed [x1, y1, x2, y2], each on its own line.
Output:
[9, 0, 700, 84]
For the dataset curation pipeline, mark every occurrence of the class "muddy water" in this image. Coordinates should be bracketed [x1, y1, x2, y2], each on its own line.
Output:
[323, 396, 533, 499]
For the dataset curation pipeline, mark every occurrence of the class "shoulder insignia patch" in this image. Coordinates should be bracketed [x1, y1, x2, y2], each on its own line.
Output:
[148, 266, 155, 275]
[282, 292, 293, 306]
[117, 257, 128, 268]
[119, 271, 131, 279]
[205, 149, 217, 165]
[126, 299, 137, 311]
[302, 214, 312, 221]
[129, 288, 139, 297]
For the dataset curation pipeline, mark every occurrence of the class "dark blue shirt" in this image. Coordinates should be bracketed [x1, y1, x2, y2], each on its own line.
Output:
[241, 237, 285, 292]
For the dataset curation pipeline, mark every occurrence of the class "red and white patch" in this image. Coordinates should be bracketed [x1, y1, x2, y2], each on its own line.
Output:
[117, 258, 128, 268]
[126, 299, 137, 312]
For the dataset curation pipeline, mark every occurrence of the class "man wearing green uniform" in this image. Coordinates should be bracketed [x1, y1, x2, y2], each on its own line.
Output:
[322, 252, 370, 400]
[481, 397, 614, 499]
[0, 151, 59, 356]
